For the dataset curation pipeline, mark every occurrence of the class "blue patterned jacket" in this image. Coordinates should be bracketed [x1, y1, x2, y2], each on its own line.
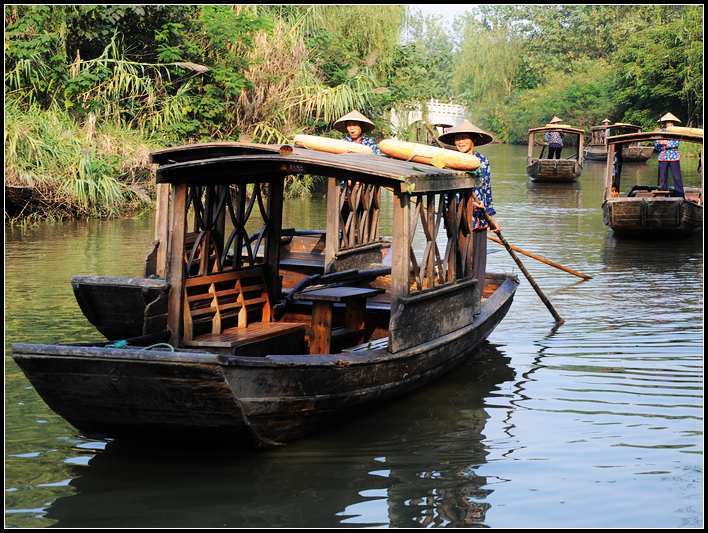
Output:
[470, 152, 496, 230]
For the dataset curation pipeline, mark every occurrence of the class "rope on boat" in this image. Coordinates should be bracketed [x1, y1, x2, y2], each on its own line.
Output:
[106, 340, 128, 349]
[145, 343, 176, 352]
[105, 340, 175, 352]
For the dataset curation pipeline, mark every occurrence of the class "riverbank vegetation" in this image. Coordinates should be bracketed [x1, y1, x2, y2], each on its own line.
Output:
[5, 5, 703, 220]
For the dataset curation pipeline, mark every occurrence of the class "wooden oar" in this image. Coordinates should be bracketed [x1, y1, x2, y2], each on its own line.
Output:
[486, 234, 592, 280]
[472, 194, 565, 325]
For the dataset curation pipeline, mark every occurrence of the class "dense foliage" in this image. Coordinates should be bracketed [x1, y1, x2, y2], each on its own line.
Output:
[454, 5, 703, 142]
[4, 4, 703, 219]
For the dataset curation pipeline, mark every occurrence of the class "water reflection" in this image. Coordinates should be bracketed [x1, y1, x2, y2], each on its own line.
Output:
[601, 232, 703, 275]
[44, 345, 514, 528]
[526, 181, 583, 210]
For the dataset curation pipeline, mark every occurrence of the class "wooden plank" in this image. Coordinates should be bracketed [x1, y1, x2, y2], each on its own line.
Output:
[265, 178, 284, 305]
[167, 184, 188, 347]
[344, 298, 367, 344]
[310, 301, 333, 355]
[154, 183, 170, 278]
[324, 178, 339, 273]
[294, 286, 384, 303]
[184, 266, 263, 287]
[389, 278, 481, 352]
[188, 321, 305, 348]
[391, 192, 411, 302]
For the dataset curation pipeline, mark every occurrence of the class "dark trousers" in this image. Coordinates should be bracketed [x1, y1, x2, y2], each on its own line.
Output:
[658, 160, 684, 195]
[548, 145, 562, 159]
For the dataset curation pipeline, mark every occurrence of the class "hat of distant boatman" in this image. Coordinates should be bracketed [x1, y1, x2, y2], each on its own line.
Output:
[437, 119, 494, 147]
[334, 110, 376, 133]
[658, 112, 681, 124]
[549, 116, 563, 124]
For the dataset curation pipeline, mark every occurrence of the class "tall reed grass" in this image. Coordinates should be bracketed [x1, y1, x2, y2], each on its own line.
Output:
[5, 100, 157, 222]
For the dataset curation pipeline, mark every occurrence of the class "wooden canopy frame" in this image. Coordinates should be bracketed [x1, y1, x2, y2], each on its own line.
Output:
[150, 144, 485, 349]
[603, 130, 704, 200]
[527, 126, 585, 165]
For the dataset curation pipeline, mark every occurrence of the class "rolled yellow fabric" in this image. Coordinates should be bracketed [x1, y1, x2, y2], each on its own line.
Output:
[379, 139, 480, 171]
[293, 134, 373, 154]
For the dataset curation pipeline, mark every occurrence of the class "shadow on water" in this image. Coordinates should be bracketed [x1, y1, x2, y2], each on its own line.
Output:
[44, 344, 514, 528]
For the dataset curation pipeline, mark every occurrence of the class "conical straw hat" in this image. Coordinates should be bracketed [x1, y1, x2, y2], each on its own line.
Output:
[333, 110, 376, 133]
[658, 112, 681, 124]
[549, 116, 563, 124]
[437, 119, 493, 147]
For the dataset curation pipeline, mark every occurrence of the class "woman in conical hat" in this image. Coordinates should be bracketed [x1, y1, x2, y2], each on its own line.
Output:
[544, 116, 565, 159]
[333, 110, 380, 154]
[438, 120, 499, 293]
[658, 112, 681, 127]
[655, 113, 684, 196]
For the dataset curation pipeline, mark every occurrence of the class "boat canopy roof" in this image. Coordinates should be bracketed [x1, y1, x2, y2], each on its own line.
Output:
[150, 142, 281, 166]
[607, 130, 703, 146]
[528, 126, 584, 136]
[153, 143, 477, 193]
[609, 123, 641, 130]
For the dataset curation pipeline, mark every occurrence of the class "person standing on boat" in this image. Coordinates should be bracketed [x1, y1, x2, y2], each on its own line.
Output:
[655, 112, 684, 197]
[333, 110, 381, 154]
[544, 116, 564, 159]
[438, 120, 500, 291]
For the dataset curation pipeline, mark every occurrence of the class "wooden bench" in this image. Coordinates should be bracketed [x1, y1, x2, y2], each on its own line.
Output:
[182, 266, 305, 351]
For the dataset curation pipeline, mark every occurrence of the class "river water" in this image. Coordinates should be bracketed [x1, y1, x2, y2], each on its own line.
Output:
[5, 145, 703, 527]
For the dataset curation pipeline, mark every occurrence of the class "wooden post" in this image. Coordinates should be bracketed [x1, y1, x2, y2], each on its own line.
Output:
[578, 131, 585, 165]
[324, 177, 339, 273]
[265, 178, 284, 306]
[310, 302, 333, 355]
[166, 184, 188, 347]
[605, 143, 616, 201]
[391, 190, 411, 304]
[154, 183, 170, 278]
[527, 131, 534, 166]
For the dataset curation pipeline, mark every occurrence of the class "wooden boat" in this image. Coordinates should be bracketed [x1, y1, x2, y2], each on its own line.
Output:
[12, 143, 519, 446]
[584, 122, 653, 163]
[526, 125, 585, 182]
[602, 129, 703, 237]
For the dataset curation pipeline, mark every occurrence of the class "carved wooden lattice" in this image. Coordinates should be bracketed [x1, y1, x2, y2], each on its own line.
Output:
[222, 183, 271, 271]
[185, 185, 229, 277]
[338, 181, 380, 250]
[408, 192, 476, 292]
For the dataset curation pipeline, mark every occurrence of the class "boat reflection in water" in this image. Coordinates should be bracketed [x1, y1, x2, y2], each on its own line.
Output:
[45, 344, 514, 528]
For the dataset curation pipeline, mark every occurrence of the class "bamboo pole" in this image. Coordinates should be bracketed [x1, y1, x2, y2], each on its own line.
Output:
[472, 193, 565, 325]
[486, 234, 592, 280]
[429, 130, 565, 323]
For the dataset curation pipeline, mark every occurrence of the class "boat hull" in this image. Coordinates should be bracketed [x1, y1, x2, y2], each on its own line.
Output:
[603, 197, 703, 237]
[527, 158, 581, 182]
[583, 146, 607, 161]
[11, 273, 518, 446]
[10, 346, 252, 441]
[621, 144, 653, 162]
[584, 145, 653, 162]
[72, 276, 169, 340]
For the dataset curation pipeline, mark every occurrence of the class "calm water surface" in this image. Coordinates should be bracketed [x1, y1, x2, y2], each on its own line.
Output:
[5, 145, 703, 527]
